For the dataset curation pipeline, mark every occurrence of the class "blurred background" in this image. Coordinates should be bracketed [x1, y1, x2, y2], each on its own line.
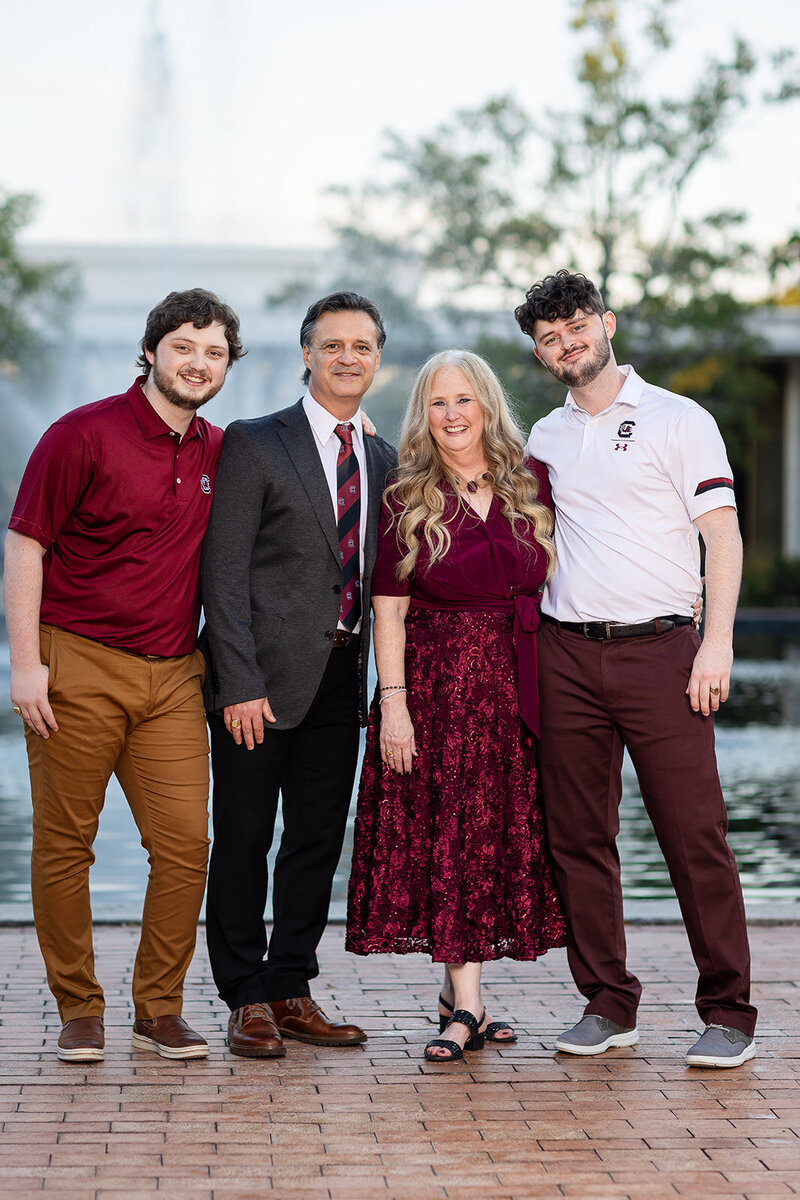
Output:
[1, 0, 799, 919]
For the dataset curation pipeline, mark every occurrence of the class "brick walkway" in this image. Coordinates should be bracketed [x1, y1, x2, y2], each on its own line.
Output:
[0, 923, 798, 1199]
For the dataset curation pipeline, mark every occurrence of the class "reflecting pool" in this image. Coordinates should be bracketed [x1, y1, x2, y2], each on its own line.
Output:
[0, 629, 798, 918]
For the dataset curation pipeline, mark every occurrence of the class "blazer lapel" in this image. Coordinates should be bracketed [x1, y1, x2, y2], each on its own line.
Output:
[364, 434, 388, 573]
[277, 400, 340, 563]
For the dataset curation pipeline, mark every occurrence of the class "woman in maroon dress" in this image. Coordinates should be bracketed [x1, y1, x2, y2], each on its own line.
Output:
[346, 350, 566, 1061]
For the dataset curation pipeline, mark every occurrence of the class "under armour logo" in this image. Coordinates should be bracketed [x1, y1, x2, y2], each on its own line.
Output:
[614, 443, 629, 451]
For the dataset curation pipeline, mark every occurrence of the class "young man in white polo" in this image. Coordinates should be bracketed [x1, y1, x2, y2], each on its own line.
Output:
[515, 270, 756, 1068]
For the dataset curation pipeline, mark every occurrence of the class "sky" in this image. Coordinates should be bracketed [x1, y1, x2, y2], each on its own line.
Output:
[2, 0, 799, 253]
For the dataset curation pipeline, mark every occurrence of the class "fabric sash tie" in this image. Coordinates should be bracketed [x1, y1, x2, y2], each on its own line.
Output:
[512, 593, 542, 739]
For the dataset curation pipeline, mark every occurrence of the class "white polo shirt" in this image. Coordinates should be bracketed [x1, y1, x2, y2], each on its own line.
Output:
[303, 391, 368, 633]
[525, 365, 737, 623]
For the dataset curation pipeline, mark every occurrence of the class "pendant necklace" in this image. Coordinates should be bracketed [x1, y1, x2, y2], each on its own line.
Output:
[457, 472, 492, 494]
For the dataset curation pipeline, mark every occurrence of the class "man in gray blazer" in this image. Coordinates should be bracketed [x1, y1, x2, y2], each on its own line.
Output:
[200, 292, 397, 1057]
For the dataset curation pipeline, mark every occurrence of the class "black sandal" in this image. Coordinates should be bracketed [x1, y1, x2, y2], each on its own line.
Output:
[438, 993, 517, 1044]
[424, 1009, 485, 1062]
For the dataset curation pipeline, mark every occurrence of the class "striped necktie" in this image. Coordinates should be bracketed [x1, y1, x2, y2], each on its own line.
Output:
[334, 422, 361, 630]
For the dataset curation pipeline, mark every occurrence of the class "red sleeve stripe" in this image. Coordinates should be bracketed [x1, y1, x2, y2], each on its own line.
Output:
[695, 477, 734, 496]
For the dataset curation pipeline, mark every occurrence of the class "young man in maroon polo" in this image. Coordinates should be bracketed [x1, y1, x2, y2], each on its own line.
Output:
[5, 288, 243, 1062]
[515, 270, 757, 1069]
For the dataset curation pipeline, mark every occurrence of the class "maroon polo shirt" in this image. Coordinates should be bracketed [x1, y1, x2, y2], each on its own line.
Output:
[9, 378, 224, 656]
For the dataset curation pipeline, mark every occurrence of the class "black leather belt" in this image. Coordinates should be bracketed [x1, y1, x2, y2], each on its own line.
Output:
[541, 612, 694, 640]
[331, 630, 360, 647]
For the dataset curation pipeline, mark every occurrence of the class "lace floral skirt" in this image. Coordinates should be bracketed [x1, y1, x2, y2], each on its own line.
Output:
[346, 608, 566, 962]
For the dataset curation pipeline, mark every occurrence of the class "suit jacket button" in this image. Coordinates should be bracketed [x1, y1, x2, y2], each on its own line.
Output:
[325, 630, 334, 640]
[332, 584, 341, 594]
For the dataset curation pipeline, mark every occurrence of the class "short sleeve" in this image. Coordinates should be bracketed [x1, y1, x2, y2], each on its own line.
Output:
[370, 491, 411, 597]
[524, 456, 553, 512]
[9, 420, 94, 547]
[669, 404, 737, 522]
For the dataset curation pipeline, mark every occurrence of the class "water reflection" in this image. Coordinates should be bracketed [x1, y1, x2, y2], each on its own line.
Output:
[0, 631, 798, 916]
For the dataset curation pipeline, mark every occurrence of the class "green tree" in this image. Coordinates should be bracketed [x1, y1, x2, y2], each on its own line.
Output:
[0, 191, 78, 569]
[326, 0, 798, 438]
[0, 190, 77, 383]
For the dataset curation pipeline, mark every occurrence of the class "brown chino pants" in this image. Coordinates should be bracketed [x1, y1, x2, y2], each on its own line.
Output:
[538, 622, 757, 1037]
[25, 625, 210, 1022]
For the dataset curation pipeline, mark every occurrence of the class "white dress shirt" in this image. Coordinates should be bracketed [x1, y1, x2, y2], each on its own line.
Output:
[303, 392, 368, 633]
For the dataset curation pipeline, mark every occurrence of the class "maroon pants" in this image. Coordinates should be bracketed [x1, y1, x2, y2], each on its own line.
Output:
[538, 622, 756, 1036]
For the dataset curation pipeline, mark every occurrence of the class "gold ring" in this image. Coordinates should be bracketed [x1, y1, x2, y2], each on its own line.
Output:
[386, 749, 394, 757]
[710, 686, 721, 696]
[12, 706, 22, 715]
[230, 718, 242, 729]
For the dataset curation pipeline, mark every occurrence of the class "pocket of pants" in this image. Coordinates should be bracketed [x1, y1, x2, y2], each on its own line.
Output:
[193, 646, 207, 684]
[40, 625, 59, 695]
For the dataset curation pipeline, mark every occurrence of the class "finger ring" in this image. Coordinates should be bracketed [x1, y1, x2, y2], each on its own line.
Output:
[710, 686, 721, 696]
[386, 749, 394, 757]
[12, 706, 22, 715]
[231, 718, 242, 729]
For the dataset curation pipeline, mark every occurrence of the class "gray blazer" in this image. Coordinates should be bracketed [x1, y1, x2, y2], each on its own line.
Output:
[200, 399, 397, 729]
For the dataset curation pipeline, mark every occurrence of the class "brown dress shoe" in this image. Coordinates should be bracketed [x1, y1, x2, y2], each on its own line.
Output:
[131, 1015, 208, 1059]
[227, 1004, 286, 1058]
[269, 997, 367, 1046]
[57, 1016, 105, 1062]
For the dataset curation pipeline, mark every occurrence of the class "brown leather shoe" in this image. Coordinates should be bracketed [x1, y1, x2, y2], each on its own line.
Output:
[269, 997, 367, 1046]
[131, 1015, 208, 1059]
[227, 1004, 286, 1058]
[57, 1016, 105, 1062]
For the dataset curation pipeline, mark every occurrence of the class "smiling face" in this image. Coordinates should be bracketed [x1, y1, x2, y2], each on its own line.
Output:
[533, 308, 616, 389]
[427, 366, 486, 469]
[302, 310, 382, 417]
[146, 321, 230, 411]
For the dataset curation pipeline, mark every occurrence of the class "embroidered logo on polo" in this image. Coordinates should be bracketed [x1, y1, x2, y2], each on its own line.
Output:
[200, 474, 211, 494]
[695, 477, 735, 496]
[611, 419, 636, 451]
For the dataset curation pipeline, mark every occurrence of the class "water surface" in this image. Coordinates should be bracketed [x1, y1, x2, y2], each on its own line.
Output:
[0, 633, 798, 917]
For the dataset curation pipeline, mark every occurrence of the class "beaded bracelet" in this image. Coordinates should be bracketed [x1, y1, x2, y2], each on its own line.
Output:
[379, 684, 405, 692]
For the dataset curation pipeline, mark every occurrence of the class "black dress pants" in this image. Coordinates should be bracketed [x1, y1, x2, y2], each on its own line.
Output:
[206, 641, 361, 1009]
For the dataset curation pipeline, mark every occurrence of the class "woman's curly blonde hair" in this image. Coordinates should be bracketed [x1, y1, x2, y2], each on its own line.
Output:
[385, 349, 556, 580]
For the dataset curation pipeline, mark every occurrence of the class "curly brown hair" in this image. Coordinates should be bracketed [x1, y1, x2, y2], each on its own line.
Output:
[137, 288, 245, 376]
[514, 270, 605, 339]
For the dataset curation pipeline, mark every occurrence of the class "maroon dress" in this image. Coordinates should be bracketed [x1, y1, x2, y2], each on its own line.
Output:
[346, 463, 566, 963]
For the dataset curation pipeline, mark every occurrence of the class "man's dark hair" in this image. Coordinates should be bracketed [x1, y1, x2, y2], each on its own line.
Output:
[300, 291, 386, 385]
[514, 270, 606, 339]
[137, 288, 245, 376]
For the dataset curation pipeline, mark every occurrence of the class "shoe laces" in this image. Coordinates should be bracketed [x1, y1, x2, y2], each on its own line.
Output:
[243, 1003, 274, 1024]
[705, 1023, 747, 1044]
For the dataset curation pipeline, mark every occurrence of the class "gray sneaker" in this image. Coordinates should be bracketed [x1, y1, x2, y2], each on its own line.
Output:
[685, 1024, 756, 1068]
[554, 1014, 639, 1055]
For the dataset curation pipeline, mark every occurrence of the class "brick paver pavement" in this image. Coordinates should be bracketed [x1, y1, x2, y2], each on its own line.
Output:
[0, 922, 798, 1199]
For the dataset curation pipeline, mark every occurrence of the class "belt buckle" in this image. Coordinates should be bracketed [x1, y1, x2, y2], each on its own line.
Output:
[582, 622, 609, 640]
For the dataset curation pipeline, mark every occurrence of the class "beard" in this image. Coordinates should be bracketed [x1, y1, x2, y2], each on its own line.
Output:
[549, 331, 612, 388]
[151, 362, 224, 411]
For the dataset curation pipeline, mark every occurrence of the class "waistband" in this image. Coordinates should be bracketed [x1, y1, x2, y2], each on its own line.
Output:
[540, 613, 694, 640]
[330, 630, 361, 648]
